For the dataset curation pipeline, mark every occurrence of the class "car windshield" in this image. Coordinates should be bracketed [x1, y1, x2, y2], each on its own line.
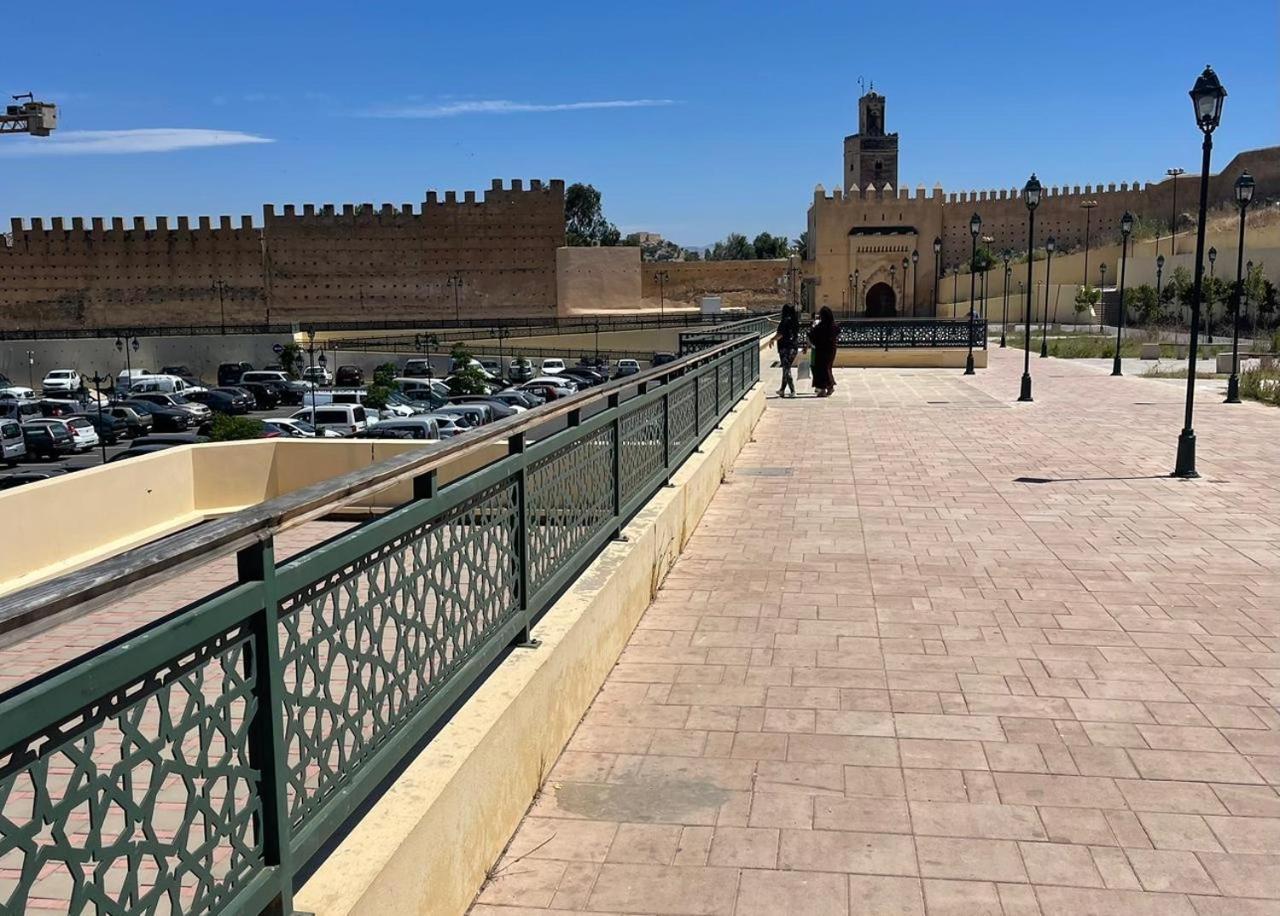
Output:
[170, 395, 189, 405]
[49, 371, 74, 378]
[291, 420, 316, 434]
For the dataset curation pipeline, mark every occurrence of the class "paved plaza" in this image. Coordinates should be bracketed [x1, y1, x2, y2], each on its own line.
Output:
[472, 347, 1280, 915]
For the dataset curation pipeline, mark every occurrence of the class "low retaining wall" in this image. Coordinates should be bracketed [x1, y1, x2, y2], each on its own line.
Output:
[294, 380, 766, 916]
[833, 347, 988, 369]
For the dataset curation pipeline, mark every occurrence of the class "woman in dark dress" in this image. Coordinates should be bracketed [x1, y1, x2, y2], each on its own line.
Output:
[807, 305, 839, 397]
[769, 303, 801, 398]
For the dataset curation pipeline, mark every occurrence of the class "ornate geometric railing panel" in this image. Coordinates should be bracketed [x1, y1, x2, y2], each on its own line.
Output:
[0, 334, 762, 916]
[834, 318, 987, 349]
[526, 426, 616, 595]
[668, 379, 697, 458]
[618, 400, 665, 506]
[0, 626, 263, 915]
[277, 478, 520, 829]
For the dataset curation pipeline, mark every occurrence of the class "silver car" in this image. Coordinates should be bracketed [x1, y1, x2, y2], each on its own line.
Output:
[1, 419, 25, 466]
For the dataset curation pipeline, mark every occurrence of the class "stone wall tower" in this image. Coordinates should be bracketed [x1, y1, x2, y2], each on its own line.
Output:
[842, 90, 899, 190]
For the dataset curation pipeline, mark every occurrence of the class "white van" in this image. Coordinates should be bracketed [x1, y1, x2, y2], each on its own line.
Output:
[116, 368, 153, 390]
[373, 417, 440, 440]
[129, 374, 202, 396]
[290, 404, 370, 437]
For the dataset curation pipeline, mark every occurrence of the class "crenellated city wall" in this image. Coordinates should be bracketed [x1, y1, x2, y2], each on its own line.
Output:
[0, 179, 565, 331]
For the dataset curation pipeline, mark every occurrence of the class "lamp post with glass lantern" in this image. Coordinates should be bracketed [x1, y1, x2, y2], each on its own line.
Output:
[1156, 254, 1166, 317]
[853, 269, 860, 313]
[951, 265, 958, 306]
[1111, 212, 1134, 376]
[1225, 172, 1254, 403]
[889, 264, 897, 313]
[1166, 167, 1185, 255]
[1098, 263, 1107, 332]
[965, 213, 981, 375]
[1000, 250, 1012, 348]
[901, 257, 909, 314]
[910, 249, 919, 317]
[1040, 237, 1056, 358]
[1174, 65, 1227, 479]
[932, 237, 942, 314]
[1080, 200, 1098, 296]
[1019, 174, 1042, 401]
[1207, 246, 1217, 342]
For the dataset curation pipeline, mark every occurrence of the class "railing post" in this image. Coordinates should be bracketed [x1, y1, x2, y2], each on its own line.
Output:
[508, 433, 538, 647]
[413, 468, 437, 501]
[609, 392, 626, 541]
[662, 377, 672, 485]
[238, 537, 295, 916]
[693, 365, 701, 438]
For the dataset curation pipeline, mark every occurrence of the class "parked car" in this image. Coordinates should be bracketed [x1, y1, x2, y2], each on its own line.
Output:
[130, 392, 211, 423]
[240, 370, 309, 404]
[107, 443, 182, 462]
[262, 417, 341, 439]
[518, 381, 571, 402]
[116, 368, 154, 392]
[433, 403, 491, 429]
[159, 365, 202, 387]
[0, 399, 44, 423]
[41, 369, 82, 395]
[527, 375, 578, 392]
[401, 358, 434, 378]
[447, 395, 518, 420]
[396, 378, 450, 401]
[209, 387, 255, 413]
[302, 365, 333, 386]
[539, 358, 566, 376]
[62, 416, 101, 451]
[471, 389, 538, 410]
[0, 467, 70, 489]
[335, 365, 364, 387]
[614, 359, 641, 379]
[104, 405, 153, 438]
[559, 368, 605, 389]
[421, 413, 470, 438]
[578, 355, 609, 373]
[236, 381, 282, 410]
[187, 389, 249, 415]
[115, 399, 191, 432]
[21, 420, 75, 459]
[69, 411, 126, 446]
[365, 417, 440, 440]
[1, 419, 26, 466]
[507, 358, 535, 383]
[0, 386, 37, 401]
[129, 375, 202, 397]
[449, 357, 496, 379]
[478, 358, 502, 377]
[217, 362, 254, 386]
[39, 399, 85, 418]
[290, 405, 370, 437]
[651, 352, 677, 366]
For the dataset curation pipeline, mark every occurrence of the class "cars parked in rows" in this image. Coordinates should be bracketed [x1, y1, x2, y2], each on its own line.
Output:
[71, 410, 127, 446]
[129, 392, 211, 424]
[1, 419, 25, 466]
[21, 420, 74, 459]
[289, 405, 370, 437]
[41, 369, 82, 395]
[26, 418, 97, 453]
[218, 362, 254, 386]
[336, 365, 364, 387]
[104, 405, 153, 437]
[614, 359, 641, 379]
[539, 358, 566, 376]
[262, 417, 342, 439]
[114, 399, 191, 432]
[0, 467, 68, 488]
[302, 365, 333, 386]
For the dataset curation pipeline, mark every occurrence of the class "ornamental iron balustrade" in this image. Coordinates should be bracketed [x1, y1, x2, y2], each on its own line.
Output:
[0, 333, 760, 915]
[834, 317, 987, 349]
[678, 314, 777, 355]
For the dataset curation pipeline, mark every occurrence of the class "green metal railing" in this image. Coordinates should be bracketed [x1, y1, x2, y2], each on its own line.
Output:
[678, 314, 777, 355]
[0, 333, 761, 915]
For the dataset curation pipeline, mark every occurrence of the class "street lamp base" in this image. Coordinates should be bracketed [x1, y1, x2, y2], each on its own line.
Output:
[1111, 357, 1123, 377]
[999, 334, 1007, 348]
[1172, 430, 1199, 479]
[1018, 374, 1033, 402]
[1039, 339, 1048, 358]
[964, 353, 975, 375]
[1225, 375, 1240, 403]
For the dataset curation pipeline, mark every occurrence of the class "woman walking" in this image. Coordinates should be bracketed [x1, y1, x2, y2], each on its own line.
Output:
[769, 303, 801, 398]
[807, 305, 839, 397]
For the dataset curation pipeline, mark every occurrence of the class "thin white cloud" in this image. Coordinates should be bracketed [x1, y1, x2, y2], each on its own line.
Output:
[0, 128, 274, 156]
[367, 98, 677, 119]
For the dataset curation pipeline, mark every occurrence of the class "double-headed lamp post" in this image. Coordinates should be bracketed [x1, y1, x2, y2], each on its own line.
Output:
[1225, 171, 1255, 403]
[1000, 250, 1012, 348]
[965, 212, 981, 375]
[1156, 254, 1166, 311]
[1174, 65, 1227, 479]
[1111, 211, 1135, 376]
[1019, 174, 1042, 402]
[1040, 237, 1056, 358]
[910, 249, 919, 317]
[932, 237, 942, 315]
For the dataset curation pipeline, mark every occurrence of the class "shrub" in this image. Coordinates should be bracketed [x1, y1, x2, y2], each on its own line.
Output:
[364, 384, 394, 411]
[280, 342, 304, 379]
[1238, 368, 1280, 406]
[373, 362, 398, 389]
[210, 414, 265, 441]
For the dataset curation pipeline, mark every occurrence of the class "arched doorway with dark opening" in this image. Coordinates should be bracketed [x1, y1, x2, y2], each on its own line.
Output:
[865, 282, 897, 317]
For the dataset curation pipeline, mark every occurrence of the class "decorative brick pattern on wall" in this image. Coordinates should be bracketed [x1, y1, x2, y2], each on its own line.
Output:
[0, 179, 565, 331]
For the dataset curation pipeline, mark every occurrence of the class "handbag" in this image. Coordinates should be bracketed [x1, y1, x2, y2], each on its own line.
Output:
[797, 354, 811, 380]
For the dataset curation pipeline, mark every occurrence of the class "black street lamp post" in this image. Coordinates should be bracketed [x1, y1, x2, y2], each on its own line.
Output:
[213, 278, 227, 335]
[1040, 237, 1056, 358]
[1019, 174, 1042, 402]
[1207, 246, 1217, 342]
[951, 265, 958, 306]
[1225, 171, 1254, 403]
[1156, 254, 1166, 314]
[1112, 212, 1134, 376]
[932, 237, 942, 314]
[853, 269, 860, 314]
[87, 371, 111, 464]
[901, 257, 909, 315]
[1098, 263, 1107, 332]
[1000, 251, 1012, 348]
[448, 273, 464, 323]
[654, 270, 670, 319]
[1174, 65, 1227, 479]
[115, 335, 139, 392]
[910, 249, 919, 317]
[1080, 200, 1097, 298]
[1166, 167, 1185, 255]
[965, 212, 981, 375]
[25, 349, 34, 389]
[890, 264, 897, 313]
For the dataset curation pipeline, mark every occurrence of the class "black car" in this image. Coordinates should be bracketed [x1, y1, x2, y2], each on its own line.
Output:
[447, 395, 518, 420]
[107, 443, 182, 462]
[651, 352, 677, 366]
[126, 433, 210, 448]
[559, 368, 606, 389]
[354, 426, 416, 440]
[237, 381, 283, 410]
[188, 389, 247, 415]
[336, 365, 364, 387]
[212, 387, 255, 412]
[69, 411, 126, 446]
[217, 361, 253, 386]
[115, 399, 191, 432]
[0, 468, 70, 489]
[21, 421, 75, 459]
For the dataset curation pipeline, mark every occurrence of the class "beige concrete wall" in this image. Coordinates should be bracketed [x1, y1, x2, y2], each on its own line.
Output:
[294, 381, 766, 916]
[556, 246, 641, 313]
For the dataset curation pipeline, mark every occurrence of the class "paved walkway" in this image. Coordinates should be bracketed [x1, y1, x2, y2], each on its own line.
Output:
[472, 348, 1280, 915]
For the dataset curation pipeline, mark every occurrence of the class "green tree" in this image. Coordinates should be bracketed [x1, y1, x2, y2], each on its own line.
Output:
[707, 233, 755, 261]
[970, 246, 997, 274]
[1124, 284, 1160, 326]
[373, 362, 398, 389]
[683, 248, 702, 261]
[564, 183, 620, 247]
[751, 232, 790, 259]
[1203, 275, 1228, 332]
[793, 231, 810, 259]
[279, 342, 304, 379]
[209, 414, 265, 442]
[364, 385, 394, 411]
[447, 343, 490, 395]
[1074, 285, 1101, 323]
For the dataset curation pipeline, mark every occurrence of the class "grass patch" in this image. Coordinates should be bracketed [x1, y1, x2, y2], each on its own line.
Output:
[1004, 334, 1229, 359]
[1239, 368, 1280, 406]
[1141, 368, 1221, 379]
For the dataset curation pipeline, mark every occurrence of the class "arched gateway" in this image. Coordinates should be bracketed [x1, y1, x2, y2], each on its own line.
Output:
[865, 282, 897, 317]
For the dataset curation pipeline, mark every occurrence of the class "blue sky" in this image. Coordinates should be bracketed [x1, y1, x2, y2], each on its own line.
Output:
[5, 0, 1277, 246]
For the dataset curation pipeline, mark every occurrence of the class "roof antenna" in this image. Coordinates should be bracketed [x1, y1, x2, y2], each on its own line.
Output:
[857, 76, 865, 95]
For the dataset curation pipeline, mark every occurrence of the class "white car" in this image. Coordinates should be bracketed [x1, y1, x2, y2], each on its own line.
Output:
[0, 386, 37, 400]
[539, 358, 566, 375]
[263, 417, 342, 439]
[290, 405, 370, 437]
[301, 366, 333, 386]
[528, 375, 578, 391]
[41, 369, 82, 394]
[29, 417, 98, 452]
